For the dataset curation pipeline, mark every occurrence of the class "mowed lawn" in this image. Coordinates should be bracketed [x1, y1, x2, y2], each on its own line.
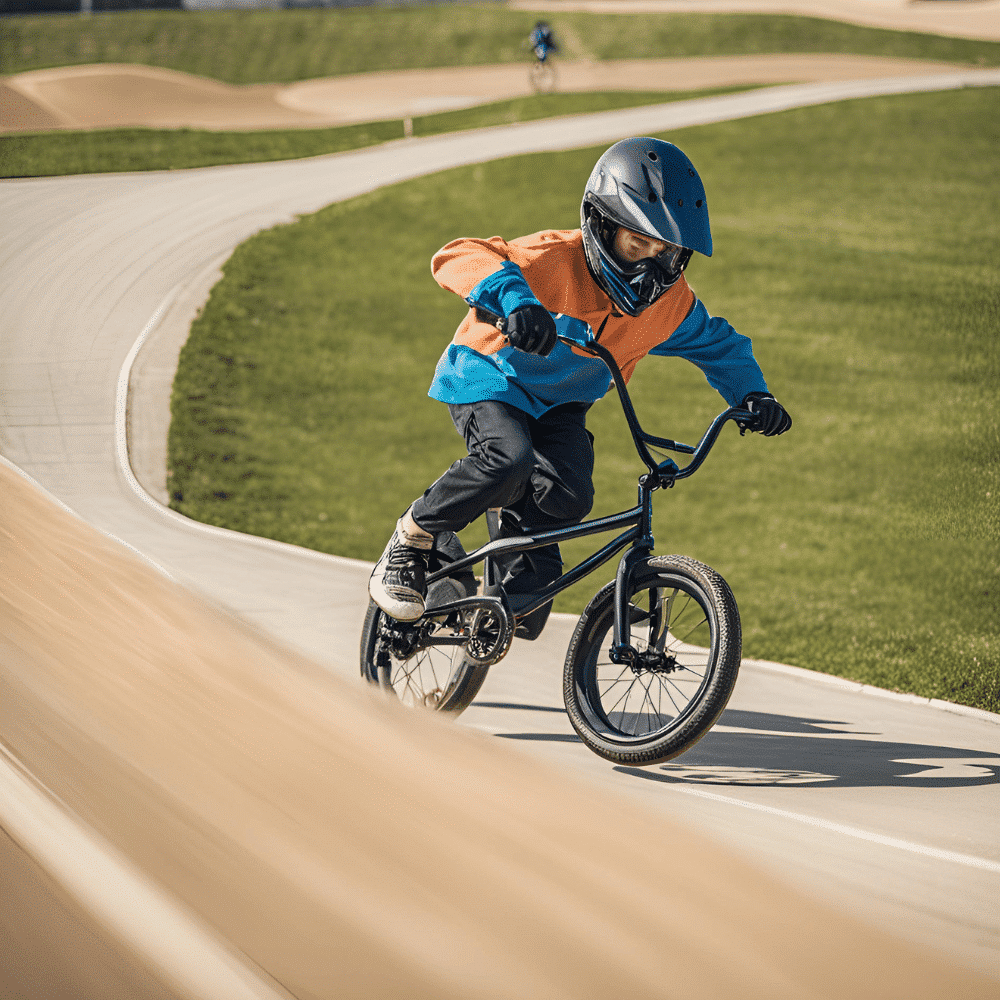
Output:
[167, 87, 999, 713]
[3, 7, 998, 82]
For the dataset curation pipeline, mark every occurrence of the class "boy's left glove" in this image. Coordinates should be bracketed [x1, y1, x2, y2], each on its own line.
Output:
[741, 392, 792, 436]
[504, 304, 557, 357]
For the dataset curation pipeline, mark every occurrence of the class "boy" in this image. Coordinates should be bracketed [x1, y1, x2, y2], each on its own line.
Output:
[370, 136, 791, 622]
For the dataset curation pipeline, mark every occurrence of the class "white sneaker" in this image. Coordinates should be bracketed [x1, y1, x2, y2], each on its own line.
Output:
[369, 521, 432, 621]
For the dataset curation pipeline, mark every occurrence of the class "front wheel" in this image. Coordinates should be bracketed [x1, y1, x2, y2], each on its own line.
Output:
[563, 555, 741, 766]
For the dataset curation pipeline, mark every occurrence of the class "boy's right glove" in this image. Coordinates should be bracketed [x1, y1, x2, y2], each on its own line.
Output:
[504, 304, 557, 357]
[741, 392, 792, 436]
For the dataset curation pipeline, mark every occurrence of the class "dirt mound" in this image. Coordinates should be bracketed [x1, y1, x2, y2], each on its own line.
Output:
[2, 462, 995, 998]
[1, 53, 979, 134]
[514, 0, 1000, 43]
[0, 63, 328, 133]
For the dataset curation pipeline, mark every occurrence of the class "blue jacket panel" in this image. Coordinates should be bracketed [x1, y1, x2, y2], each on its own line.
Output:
[649, 299, 768, 406]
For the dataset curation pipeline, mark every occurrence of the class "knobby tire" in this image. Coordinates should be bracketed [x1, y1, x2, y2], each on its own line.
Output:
[562, 555, 741, 766]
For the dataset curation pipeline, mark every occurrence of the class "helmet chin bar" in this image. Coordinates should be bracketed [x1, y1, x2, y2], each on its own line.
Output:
[583, 206, 688, 316]
[627, 256, 685, 303]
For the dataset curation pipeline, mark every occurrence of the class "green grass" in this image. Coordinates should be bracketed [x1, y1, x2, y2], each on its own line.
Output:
[0, 87, 748, 177]
[167, 87, 999, 713]
[2, 7, 998, 83]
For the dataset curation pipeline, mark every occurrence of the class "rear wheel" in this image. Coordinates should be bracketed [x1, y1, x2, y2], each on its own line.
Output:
[563, 555, 741, 765]
[360, 597, 510, 715]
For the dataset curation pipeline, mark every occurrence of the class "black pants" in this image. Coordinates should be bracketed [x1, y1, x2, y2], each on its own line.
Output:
[410, 399, 595, 590]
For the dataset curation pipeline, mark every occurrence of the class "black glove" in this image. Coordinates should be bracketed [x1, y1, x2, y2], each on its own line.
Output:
[741, 392, 792, 436]
[504, 304, 557, 357]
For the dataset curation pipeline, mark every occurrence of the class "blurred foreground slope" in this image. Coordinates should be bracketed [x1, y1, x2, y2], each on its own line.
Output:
[1, 460, 995, 998]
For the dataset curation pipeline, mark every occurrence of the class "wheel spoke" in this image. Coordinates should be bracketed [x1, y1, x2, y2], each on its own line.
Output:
[666, 593, 711, 648]
[383, 627, 464, 708]
[599, 667, 640, 719]
[565, 561, 740, 762]
[638, 676, 660, 734]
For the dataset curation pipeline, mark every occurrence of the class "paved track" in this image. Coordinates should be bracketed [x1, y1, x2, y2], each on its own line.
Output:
[3, 67, 1000, 990]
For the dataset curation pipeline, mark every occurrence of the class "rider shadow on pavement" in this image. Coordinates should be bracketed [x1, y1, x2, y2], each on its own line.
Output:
[619, 709, 1000, 789]
[482, 703, 1000, 789]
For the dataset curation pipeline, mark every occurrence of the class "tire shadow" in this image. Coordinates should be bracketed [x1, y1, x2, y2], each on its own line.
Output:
[615, 708, 1000, 788]
[479, 702, 1000, 788]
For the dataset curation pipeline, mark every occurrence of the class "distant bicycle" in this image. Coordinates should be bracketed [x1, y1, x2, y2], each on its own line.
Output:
[528, 20, 558, 93]
[361, 325, 751, 767]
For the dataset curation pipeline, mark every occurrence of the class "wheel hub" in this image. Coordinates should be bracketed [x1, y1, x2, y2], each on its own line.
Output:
[610, 645, 682, 674]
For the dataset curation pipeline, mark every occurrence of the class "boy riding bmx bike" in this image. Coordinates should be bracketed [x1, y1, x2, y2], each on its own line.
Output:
[370, 137, 791, 633]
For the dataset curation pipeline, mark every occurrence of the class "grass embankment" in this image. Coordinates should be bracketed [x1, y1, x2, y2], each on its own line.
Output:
[3, 7, 1000, 175]
[167, 88, 999, 712]
[3, 7, 998, 82]
[0, 87, 748, 176]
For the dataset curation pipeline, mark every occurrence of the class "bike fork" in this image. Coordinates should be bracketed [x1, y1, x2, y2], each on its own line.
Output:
[610, 477, 656, 663]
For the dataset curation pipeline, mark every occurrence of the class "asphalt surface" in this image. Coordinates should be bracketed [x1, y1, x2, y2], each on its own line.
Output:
[2, 58, 999, 996]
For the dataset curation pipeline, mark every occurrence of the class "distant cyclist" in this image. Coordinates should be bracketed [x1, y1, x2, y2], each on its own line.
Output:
[529, 21, 558, 63]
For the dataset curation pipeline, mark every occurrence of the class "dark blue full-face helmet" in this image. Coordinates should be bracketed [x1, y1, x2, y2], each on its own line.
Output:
[581, 137, 713, 316]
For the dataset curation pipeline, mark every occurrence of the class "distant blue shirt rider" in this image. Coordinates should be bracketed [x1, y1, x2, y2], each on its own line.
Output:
[530, 21, 557, 62]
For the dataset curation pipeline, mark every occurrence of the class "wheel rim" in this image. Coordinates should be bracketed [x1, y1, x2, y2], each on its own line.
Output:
[583, 581, 717, 743]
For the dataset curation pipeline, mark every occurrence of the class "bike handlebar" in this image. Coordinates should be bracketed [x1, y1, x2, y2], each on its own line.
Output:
[556, 332, 753, 485]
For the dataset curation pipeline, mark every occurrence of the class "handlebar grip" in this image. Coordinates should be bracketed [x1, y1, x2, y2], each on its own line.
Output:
[730, 406, 755, 429]
[475, 306, 505, 330]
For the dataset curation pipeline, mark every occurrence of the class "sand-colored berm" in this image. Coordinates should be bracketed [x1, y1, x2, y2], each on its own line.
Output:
[0, 53, 981, 133]
[2, 460, 995, 996]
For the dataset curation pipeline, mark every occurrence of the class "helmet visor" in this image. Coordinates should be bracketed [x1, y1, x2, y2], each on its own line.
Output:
[652, 240, 689, 273]
[612, 227, 689, 274]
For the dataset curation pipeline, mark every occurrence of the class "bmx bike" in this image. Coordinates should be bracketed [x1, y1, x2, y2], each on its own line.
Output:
[361, 332, 752, 766]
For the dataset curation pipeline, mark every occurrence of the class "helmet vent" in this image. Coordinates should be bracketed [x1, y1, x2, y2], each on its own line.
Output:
[696, 199, 703, 207]
[647, 151, 658, 161]
[648, 191, 657, 203]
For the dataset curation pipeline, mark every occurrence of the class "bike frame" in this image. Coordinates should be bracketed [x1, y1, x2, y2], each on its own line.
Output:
[422, 335, 752, 663]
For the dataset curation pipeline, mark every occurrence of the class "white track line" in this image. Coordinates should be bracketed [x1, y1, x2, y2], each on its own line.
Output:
[667, 784, 1000, 873]
[114, 284, 371, 571]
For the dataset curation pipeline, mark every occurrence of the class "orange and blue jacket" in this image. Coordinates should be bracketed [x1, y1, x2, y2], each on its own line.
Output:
[429, 229, 768, 417]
